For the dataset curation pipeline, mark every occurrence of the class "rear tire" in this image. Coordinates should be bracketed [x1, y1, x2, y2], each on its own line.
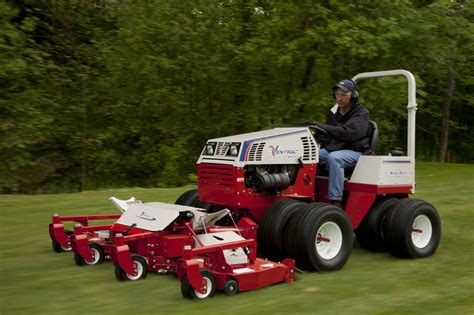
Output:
[383, 199, 441, 258]
[175, 189, 211, 211]
[284, 203, 353, 271]
[258, 199, 305, 260]
[356, 197, 400, 252]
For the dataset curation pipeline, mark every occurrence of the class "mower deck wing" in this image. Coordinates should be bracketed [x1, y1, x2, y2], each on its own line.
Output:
[191, 209, 230, 230]
[109, 196, 142, 213]
[116, 203, 181, 231]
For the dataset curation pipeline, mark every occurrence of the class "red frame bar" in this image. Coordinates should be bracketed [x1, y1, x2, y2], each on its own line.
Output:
[49, 214, 121, 248]
[345, 182, 413, 194]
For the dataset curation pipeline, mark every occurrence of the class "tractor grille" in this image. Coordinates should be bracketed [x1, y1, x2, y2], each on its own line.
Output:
[215, 142, 229, 156]
[247, 142, 266, 162]
[198, 164, 234, 187]
[301, 136, 317, 161]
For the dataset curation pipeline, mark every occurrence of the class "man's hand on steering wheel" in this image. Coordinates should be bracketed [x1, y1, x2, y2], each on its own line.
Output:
[307, 124, 330, 146]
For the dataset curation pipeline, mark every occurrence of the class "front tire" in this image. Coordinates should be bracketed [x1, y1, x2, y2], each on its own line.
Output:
[258, 199, 304, 260]
[284, 203, 353, 271]
[383, 199, 441, 258]
[175, 189, 211, 211]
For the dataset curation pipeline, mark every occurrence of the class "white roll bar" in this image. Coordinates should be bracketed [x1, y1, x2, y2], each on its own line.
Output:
[351, 70, 417, 159]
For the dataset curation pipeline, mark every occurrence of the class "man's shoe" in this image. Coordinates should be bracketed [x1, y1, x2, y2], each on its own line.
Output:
[329, 200, 343, 208]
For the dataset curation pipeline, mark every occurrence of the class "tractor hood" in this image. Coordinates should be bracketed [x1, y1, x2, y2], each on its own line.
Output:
[197, 127, 318, 166]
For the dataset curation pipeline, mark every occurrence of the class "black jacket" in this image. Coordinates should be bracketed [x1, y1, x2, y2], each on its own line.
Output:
[318, 102, 370, 152]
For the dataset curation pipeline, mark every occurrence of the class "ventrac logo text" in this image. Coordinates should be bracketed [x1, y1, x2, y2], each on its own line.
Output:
[136, 212, 156, 221]
[269, 145, 298, 158]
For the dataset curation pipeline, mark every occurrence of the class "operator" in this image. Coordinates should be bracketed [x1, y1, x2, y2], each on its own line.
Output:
[316, 79, 370, 207]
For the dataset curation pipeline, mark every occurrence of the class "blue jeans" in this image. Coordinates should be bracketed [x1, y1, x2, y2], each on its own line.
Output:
[319, 149, 362, 200]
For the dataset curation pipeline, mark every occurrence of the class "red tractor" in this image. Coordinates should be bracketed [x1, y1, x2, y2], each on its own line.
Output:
[48, 69, 441, 299]
[183, 69, 441, 271]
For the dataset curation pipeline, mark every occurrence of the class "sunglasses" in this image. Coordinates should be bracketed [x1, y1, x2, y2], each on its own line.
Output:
[334, 92, 351, 97]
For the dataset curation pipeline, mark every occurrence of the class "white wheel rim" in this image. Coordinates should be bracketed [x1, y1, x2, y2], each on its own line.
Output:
[195, 277, 212, 299]
[85, 248, 100, 265]
[411, 214, 432, 249]
[61, 245, 72, 251]
[61, 240, 72, 251]
[126, 261, 144, 280]
[315, 221, 343, 260]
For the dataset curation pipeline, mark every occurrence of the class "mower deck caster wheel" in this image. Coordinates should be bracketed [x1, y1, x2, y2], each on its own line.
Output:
[74, 243, 105, 266]
[223, 279, 239, 296]
[181, 269, 216, 299]
[52, 230, 73, 252]
[115, 254, 148, 281]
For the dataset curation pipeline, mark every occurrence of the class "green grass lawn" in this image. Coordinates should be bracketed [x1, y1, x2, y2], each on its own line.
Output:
[1, 163, 473, 314]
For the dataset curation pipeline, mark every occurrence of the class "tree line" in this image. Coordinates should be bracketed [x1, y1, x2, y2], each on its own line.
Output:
[1, 0, 473, 193]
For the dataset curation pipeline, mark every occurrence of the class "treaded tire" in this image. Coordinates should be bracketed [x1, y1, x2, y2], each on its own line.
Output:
[384, 198, 441, 258]
[258, 199, 305, 260]
[284, 203, 352, 271]
[356, 197, 400, 252]
[284, 203, 325, 269]
[175, 189, 211, 211]
[181, 269, 216, 299]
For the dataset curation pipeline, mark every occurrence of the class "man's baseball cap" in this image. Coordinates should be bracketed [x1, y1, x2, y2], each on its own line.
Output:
[332, 80, 357, 93]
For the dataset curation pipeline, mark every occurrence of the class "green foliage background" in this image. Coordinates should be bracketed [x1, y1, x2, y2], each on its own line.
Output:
[1, 0, 473, 193]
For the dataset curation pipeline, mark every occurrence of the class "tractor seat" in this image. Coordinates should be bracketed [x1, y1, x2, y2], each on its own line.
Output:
[317, 120, 379, 177]
[367, 120, 379, 154]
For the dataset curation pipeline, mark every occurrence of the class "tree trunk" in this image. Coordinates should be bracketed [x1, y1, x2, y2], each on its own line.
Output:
[300, 54, 315, 90]
[438, 64, 455, 162]
[81, 102, 88, 192]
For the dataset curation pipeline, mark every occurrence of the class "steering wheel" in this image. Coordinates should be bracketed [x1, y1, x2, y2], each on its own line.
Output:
[308, 125, 330, 145]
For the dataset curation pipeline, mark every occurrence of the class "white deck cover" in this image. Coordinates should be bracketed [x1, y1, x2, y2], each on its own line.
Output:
[196, 231, 249, 265]
[114, 200, 229, 232]
[116, 202, 184, 231]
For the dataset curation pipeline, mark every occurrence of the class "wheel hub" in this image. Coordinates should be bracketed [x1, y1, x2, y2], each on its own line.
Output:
[315, 221, 343, 260]
[195, 277, 212, 298]
[411, 214, 432, 249]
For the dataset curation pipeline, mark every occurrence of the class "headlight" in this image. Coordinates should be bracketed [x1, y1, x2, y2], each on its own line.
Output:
[205, 143, 216, 155]
[227, 143, 241, 156]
